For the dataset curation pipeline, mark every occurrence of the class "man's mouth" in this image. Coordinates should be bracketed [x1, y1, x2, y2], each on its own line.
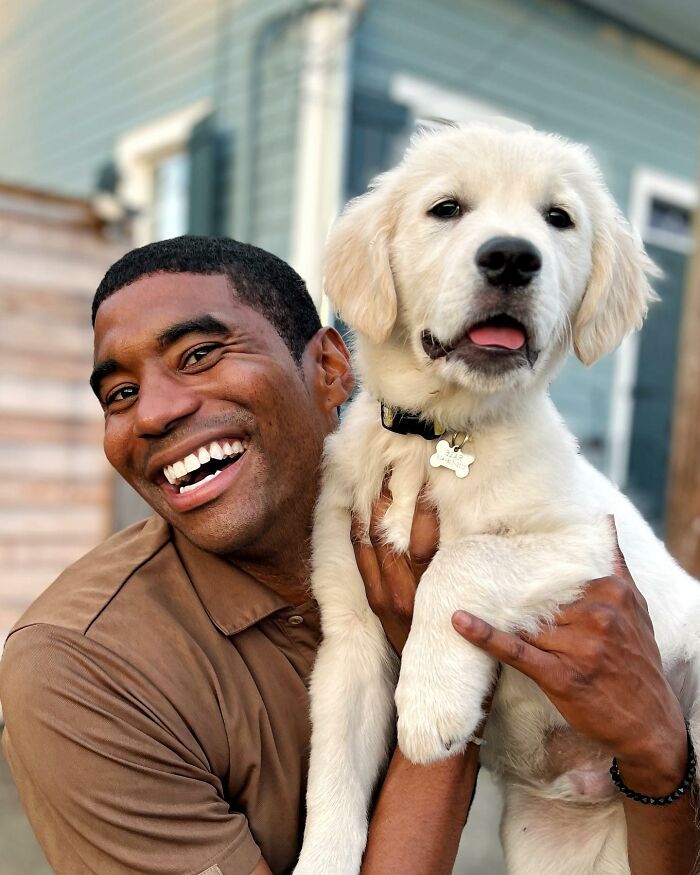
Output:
[161, 438, 248, 494]
[421, 314, 538, 369]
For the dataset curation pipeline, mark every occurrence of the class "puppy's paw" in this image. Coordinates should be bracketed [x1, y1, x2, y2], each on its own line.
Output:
[395, 625, 493, 764]
[396, 685, 483, 764]
[378, 503, 413, 554]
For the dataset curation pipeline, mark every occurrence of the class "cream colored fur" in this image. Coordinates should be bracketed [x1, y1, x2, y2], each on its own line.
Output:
[293, 123, 700, 875]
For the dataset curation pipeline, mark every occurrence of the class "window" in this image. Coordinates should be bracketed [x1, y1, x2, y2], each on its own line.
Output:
[389, 72, 525, 128]
[115, 99, 211, 245]
[608, 168, 697, 506]
[647, 197, 694, 248]
[628, 167, 696, 254]
[152, 150, 190, 240]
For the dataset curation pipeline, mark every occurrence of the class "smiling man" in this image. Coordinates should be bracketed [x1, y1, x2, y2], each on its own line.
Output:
[0, 237, 356, 875]
[0, 236, 479, 875]
[0, 236, 696, 875]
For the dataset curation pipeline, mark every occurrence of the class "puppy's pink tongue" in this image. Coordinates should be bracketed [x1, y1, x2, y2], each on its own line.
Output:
[468, 325, 526, 350]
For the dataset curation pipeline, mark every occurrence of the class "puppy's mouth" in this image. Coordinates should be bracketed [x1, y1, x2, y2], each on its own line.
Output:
[422, 314, 539, 371]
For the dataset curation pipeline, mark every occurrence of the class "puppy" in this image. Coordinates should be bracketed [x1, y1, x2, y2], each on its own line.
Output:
[293, 122, 700, 875]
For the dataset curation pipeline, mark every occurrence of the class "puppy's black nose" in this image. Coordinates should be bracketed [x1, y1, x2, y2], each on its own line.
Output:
[476, 237, 542, 289]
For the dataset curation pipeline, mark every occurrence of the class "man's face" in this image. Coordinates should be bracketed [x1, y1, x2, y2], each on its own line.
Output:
[92, 272, 341, 556]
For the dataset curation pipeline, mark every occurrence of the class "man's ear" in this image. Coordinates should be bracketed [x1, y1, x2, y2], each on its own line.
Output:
[574, 201, 660, 366]
[303, 327, 354, 412]
[324, 172, 399, 343]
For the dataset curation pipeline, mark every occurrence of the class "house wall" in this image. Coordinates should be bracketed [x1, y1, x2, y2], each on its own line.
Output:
[1, 0, 699, 484]
[0, 0, 305, 259]
[0, 185, 126, 646]
[348, 0, 700, 468]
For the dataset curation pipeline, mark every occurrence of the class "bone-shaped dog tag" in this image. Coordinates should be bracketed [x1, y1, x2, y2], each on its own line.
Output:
[430, 439, 475, 478]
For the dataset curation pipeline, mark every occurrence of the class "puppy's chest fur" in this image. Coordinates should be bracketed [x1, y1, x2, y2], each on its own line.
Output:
[334, 390, 594, 548]
[327, 390, 615, 798]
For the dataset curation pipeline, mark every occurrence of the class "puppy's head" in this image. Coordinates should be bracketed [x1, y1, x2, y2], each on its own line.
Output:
[325, 123, 657, 401]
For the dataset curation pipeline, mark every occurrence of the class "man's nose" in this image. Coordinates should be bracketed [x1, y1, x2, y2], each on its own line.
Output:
[134, 373, 201, 438]
[476, 236, 542, 289]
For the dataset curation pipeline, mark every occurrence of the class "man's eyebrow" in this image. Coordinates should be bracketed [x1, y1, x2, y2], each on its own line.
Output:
[90, 315, 231, 399]
[89, 359, 119, 399]
[156, 314, 231, 350]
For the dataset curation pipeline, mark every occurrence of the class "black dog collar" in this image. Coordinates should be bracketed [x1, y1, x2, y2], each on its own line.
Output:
[380, 402, 444, 442]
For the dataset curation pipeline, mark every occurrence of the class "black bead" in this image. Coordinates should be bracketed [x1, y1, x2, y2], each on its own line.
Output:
[609, 721, 696, 807]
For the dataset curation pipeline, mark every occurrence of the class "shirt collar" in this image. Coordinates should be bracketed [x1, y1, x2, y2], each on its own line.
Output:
[171, 525, 298, 636]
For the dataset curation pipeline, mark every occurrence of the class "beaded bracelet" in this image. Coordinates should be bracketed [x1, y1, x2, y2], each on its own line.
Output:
[609, 722, 696, 805]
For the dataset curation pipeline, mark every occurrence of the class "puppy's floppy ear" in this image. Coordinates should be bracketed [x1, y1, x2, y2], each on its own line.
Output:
[574, 201, 660, 366]
[324, 177, 398, 343]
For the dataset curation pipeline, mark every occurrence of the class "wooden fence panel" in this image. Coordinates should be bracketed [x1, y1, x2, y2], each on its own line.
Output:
[0, 184, 127, 644]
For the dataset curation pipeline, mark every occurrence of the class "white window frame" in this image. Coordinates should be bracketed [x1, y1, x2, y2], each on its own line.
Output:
[115, 99, 212, 245]
[607, 167, 697, 487]
[389, 73, 527, 127]
[628, 168, 696, 255]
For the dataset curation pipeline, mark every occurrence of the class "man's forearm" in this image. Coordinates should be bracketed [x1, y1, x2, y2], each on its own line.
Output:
[360, 744, 480, 874]
[618, 742, 699, 875]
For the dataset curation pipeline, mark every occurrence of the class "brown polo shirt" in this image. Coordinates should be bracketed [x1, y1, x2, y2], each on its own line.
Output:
[0, 515, 321, 875]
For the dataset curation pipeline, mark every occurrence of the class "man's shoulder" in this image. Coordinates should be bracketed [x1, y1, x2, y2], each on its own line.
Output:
[9, 514, 173, 639]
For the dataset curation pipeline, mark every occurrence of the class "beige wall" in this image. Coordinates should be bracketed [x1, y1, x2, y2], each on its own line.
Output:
[0, 184, 126, 644]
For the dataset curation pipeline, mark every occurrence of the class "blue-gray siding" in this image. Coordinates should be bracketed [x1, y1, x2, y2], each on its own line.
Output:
[0, 0, 304, 258]
[1, 0, 699, 482]
[348, 0, 700, 469]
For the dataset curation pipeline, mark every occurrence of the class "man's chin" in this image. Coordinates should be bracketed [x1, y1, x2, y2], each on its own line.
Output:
[128, 483, 261, 558]
[168, 503, 266, 556]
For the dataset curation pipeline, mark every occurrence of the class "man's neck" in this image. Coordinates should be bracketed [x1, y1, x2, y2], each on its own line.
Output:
[230, 543, 313, 606]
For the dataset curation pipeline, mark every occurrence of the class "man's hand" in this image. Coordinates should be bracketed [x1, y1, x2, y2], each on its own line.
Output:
[452, 518, 699, 875]
[451, 520, 688, 792]
[350, 481, 439, 654]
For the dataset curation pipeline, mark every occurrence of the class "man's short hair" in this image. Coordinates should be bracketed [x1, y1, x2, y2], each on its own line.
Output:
[92, 236, 322, 361]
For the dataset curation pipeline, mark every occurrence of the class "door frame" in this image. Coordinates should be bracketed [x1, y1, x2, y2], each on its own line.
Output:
[607, 167, 697, 488]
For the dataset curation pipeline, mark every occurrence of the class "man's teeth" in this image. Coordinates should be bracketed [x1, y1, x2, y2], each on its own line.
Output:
[179, 470, 223, 493]
[162, 439, 248, 488]
[172, 461, 187, 479]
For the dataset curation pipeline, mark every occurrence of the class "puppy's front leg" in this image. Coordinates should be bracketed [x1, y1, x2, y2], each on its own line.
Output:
[396, 526, 612, 765]
[294, 505, 397, 875]
[396, 541, 497, 764]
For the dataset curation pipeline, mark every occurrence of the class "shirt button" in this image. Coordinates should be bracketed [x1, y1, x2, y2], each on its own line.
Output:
[288, 615, 304, 626]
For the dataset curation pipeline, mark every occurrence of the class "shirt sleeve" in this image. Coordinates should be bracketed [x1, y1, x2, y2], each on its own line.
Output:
[0, 624, 262, 875]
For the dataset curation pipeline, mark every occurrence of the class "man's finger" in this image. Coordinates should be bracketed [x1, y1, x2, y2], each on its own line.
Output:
[352, 534, 381, 587]
[408, 488, 439, 577]
[452, 611, 552, 681]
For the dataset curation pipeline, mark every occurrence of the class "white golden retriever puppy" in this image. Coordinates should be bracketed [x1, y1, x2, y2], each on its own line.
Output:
[293, 122, 700, 875]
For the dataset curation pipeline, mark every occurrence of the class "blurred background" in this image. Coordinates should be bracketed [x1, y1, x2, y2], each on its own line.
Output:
[1, 0, 700, 871]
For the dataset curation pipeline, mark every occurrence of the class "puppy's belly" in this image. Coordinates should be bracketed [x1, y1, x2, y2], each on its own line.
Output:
[488, 721, 617, 803]
[538, 727, 617, 802]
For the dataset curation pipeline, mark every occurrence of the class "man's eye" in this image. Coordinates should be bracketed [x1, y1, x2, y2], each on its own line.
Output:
[182, 344, 220, 368]
[106, 385, 138, 406]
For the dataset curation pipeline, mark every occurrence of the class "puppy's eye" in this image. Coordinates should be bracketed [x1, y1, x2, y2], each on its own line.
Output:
[545, 207, 574, 229]
[429, 199, 461, 219]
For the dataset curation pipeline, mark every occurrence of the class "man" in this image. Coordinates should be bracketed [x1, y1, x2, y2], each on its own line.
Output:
[0, 236, 696, 875]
